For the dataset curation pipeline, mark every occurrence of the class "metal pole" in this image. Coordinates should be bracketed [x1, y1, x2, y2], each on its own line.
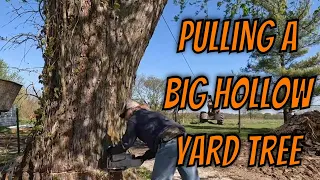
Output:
[238, 108, 241, 134]
[173, 107, 178, 122]
[237, 94, 241, 134]
[175, 111, 178, 122]
[16, 107, 20, 154]
[182, 109, 184, 123]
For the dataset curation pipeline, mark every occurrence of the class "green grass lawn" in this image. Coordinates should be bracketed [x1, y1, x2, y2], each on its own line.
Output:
[20, 119, 35, 125]
[183, 118, 283, 139]
[135, 167, 152, 180]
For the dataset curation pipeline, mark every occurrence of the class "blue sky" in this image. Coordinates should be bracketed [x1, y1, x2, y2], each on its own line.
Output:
[0, 0, 319, 114]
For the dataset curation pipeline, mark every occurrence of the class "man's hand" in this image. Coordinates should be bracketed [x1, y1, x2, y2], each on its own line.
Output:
[106, 146, 113, 155]
[134, 149, 156, 162]
[133, 156, 145, 165]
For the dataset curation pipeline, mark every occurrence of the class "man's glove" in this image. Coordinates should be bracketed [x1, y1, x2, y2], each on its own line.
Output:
[134, 149, 156, 161]
[106, 146, 112, 154]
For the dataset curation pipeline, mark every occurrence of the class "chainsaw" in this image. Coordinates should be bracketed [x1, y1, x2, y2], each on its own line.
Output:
[100, 152, 144, 172]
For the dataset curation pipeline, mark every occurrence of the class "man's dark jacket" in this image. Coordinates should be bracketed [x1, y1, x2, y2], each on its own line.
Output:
[108, 109, 185, 158]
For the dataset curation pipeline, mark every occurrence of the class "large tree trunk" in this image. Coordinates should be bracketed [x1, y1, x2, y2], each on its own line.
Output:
[15, 0, 167, 179]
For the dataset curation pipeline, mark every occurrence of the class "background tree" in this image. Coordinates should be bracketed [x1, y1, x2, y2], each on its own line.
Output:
[0, 59, 23, 83]
[15, 94, 40, 121]
[217, 0, 320, 123]
[132, 75, 166, 111]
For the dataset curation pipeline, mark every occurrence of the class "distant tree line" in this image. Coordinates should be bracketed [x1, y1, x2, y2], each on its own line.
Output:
[132, 75, 284, 121]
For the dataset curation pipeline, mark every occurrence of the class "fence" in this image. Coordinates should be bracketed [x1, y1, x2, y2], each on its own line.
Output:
[0, 107, 17, 127]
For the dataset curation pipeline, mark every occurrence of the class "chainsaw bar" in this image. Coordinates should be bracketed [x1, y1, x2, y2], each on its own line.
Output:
[105, 153, 143, 171]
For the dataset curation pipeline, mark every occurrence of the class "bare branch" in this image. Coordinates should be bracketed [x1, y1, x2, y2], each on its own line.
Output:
[0, 0, 45, 59]
[20, 83, 42, 102]
[0, 33, 40, 51]
[2, 3, 38, 28]
[32, 83, 40, 98]
[0, 66, 43, 75]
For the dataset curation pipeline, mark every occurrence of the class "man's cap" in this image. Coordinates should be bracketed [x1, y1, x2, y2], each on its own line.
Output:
[120, 99, 140, 118]
[125, 99, 140, 110]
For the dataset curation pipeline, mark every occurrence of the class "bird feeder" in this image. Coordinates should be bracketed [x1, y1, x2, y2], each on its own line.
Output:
[0, 79, 22, 112]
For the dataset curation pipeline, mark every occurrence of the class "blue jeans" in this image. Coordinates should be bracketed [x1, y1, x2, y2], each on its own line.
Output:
[151, 138, 200, 180]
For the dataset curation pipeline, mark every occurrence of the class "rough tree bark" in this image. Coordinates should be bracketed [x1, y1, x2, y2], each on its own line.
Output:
[14, 0, 168, 179]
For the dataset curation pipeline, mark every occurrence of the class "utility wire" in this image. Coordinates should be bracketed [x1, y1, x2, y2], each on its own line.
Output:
[161, 14, 205, 93]
[161, 14, 196, 77]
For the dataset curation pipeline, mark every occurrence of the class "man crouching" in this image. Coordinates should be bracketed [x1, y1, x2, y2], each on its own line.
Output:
[105, 99, 199, 180]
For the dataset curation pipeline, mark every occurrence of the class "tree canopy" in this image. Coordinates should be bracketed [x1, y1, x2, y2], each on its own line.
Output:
[132, 75, 166, 111]
[0, 59, 22, 83]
